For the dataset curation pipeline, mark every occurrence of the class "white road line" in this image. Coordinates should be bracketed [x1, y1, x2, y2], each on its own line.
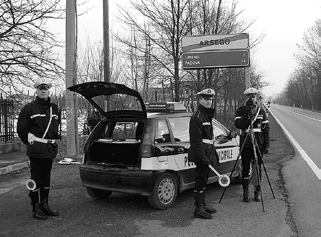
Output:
[270, 110, 321, 180]
[286, 109, 321, 122]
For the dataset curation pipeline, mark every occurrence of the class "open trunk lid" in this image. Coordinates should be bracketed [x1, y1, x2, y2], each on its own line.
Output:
[68, 82, 147, 119]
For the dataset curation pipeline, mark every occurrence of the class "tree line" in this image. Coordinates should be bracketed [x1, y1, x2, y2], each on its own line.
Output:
[4, 0, 319, 125]
[76, 0, 267, 125]
[275, 20, 321, 111]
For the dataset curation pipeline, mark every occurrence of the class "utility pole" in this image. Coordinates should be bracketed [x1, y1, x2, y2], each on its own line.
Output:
[103, 0, 111, 111]
[65, 0, 79, 157]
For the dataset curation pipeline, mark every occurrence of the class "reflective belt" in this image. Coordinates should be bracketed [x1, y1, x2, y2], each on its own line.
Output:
[202, 139, 214, 144]
[240, 128, 262, 136]
[28, 133, 57, 144]
[245, 128, 261, 133]
[33, 136, 57, 144]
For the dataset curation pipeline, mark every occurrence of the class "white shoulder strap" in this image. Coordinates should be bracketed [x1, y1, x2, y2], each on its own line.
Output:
[42, 107, 53, 139]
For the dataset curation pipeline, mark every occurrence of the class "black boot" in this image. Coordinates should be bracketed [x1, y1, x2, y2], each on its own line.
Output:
[254, 185, 261, 202]
[201, 188, 217, 214]
[40, 187, 59, 216]
[29, 190, 47, 220]
[193, 191, 212, 219]
[242, 178, 250, 202]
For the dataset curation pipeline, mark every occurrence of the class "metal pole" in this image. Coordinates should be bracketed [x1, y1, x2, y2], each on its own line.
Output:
[103, 0, 111, 111]
[245, 33, 250, 88]
[65, 0, 79, 157]
[245, 67, 250, 88]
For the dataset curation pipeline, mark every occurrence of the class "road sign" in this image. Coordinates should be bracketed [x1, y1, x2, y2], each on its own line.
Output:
[182, 50, 250, 69]
[182, 34, 249, 52]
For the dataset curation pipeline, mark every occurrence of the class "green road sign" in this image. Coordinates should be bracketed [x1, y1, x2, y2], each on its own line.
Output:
[182, 34, 249, 52]
[182, 50, 250, 69]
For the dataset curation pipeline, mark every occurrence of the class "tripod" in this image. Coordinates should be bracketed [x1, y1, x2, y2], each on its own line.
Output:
[219, 108, 275, 212]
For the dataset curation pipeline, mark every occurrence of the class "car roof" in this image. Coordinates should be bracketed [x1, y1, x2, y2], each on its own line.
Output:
[147, 112, 191, 119]
[146, 102, 187, 114]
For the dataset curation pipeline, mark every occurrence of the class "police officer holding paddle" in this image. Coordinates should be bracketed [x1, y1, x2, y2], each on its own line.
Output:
[17, 78, 61, 220]
[188, 88, 218, 219]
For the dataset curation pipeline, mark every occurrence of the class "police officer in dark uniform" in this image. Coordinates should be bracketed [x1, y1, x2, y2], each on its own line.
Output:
[188, 88, 218, 219]
[234, 87, 270, 202]
[17, 78, 61, 220]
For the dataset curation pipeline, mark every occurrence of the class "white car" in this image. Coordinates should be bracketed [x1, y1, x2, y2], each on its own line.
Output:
[68, 82, 242, 210]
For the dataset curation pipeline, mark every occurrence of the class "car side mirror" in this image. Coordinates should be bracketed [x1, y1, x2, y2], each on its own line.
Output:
[229, 130, 237, 138]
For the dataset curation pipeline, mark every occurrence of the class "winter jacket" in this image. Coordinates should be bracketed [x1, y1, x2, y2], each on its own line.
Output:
[17, 96, 61, 159]
[234, 105, 270, 149]
[188, 104, 219, 166]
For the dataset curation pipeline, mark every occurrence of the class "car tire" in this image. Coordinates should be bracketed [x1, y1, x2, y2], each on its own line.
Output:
[86, 187, 112, 200]
[148, 172, 178, 210]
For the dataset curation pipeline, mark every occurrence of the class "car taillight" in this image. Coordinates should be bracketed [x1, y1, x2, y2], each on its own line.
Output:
[141, 122, 155, 158]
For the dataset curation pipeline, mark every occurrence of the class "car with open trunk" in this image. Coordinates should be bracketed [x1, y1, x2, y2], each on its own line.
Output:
[68, 81, 242, 210]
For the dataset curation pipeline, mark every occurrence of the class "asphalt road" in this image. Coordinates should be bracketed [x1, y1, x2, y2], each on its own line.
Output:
[0, 112, 298, 237]
[269, 105, 321, 237]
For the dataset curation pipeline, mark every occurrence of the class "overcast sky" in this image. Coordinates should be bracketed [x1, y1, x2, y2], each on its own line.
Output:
[54, 0, 321, 98]
[236, 0, 321, 97]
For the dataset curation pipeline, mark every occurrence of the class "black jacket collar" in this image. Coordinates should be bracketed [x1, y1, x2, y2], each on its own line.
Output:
[198, 104, 215, 119]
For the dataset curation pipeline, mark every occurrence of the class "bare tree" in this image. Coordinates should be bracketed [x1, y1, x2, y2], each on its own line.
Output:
[284, 21, 321, 110]
[181, 0, 266, 117]
[112, 0, 266, 113]
[115, 0, 198, 102]
[0, 0, 65, 96]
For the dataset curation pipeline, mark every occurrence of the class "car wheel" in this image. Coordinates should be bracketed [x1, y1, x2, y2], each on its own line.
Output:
[86, 187, 112, 200]
[148, 172, 178, 210]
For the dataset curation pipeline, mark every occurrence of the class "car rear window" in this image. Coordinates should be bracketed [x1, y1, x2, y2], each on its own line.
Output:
[168, 117, 190, 142]
[155, 119, 170, 143]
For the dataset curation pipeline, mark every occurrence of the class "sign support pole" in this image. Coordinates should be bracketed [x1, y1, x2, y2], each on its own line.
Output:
[245, 66, 250, 88]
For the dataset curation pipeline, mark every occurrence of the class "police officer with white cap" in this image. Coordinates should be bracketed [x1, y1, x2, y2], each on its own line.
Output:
[188, 88, 218, 219]
[17, 78, 61, 220]
[234, 87, 270, 202]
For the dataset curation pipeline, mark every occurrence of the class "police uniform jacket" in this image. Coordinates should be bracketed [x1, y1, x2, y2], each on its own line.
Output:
[234, 105, 270, 149]
[17, 96, 60, 159]
[188, 104, 218, 166]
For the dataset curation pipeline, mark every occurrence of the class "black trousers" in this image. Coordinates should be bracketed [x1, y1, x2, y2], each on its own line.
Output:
[29, 158, 53, 188]
[194, 163, 210, 192]
[241, 147, 263, 179]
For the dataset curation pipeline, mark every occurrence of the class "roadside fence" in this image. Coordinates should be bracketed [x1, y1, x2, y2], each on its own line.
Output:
[0, 98, 15, 143]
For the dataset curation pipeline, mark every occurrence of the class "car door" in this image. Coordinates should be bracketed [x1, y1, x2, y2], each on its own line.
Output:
[212, 119, 240, 175]
[152, 118, 179, 170]
[168, 116, 195, 185]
